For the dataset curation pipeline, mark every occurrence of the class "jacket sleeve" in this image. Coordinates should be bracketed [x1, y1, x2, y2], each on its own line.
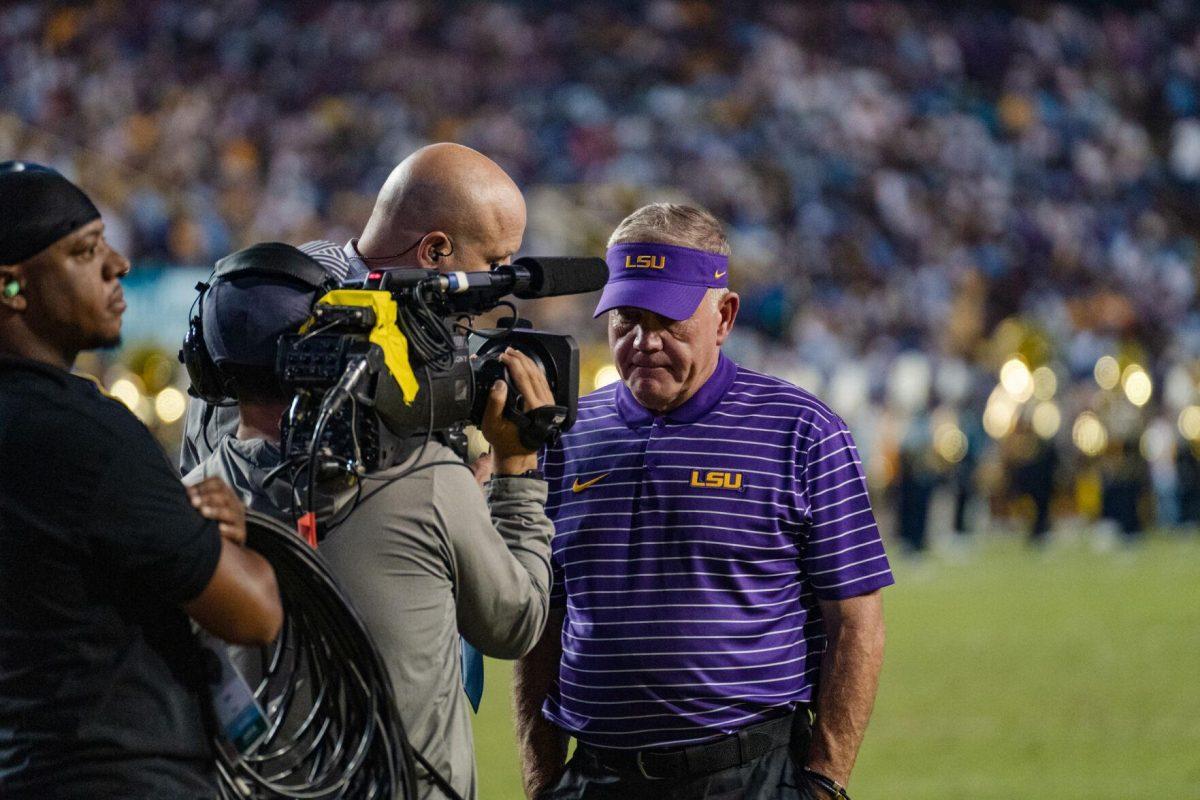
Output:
[435, 468, 554, 659]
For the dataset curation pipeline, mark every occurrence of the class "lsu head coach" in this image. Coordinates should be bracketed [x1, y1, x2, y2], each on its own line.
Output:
[0, 162, 282, 799]
[514, 204, 893, 800]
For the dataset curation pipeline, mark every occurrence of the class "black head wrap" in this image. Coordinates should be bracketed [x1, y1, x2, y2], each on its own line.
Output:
[0, 161, 101, 265]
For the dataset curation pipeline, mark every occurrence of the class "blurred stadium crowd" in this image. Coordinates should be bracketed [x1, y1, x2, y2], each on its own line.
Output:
[5, 0, 1200, 548]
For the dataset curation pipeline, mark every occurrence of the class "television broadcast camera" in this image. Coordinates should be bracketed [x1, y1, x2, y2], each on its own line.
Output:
[275, 256, 607, 513]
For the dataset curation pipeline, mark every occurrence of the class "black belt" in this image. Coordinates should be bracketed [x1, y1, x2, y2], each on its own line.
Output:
[580, 710, 802, 781]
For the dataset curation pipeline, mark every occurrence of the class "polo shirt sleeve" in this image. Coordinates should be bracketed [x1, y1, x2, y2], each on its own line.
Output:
[89, 417, 223, 606]
[799, 415, 895, 600]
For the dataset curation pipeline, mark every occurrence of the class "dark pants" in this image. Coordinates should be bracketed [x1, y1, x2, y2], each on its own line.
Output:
[1030, 487, 1052, 543]
[897, 476, 933, 553]
[541, 716, 815, 800]
[1102, 478, 1141, 537]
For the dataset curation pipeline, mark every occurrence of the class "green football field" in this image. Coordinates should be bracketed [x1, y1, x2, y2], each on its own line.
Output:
[469, 533, 1200, 799]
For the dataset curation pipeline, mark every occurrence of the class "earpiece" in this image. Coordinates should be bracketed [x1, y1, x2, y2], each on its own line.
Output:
[3, 281, 19, 298]
[430, 249, 444, 263]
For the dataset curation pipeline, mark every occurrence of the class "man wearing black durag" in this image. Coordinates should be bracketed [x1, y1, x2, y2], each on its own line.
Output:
[0, 161, 284, 800]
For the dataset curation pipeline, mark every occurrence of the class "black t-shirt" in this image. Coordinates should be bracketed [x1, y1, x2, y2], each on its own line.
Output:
[0, 357, 223, 799]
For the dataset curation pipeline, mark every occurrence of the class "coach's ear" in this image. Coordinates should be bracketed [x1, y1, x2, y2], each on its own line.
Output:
[714, 290, 739, 346]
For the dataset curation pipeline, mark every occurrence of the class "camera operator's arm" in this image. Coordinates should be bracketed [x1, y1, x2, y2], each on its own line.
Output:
[449, 349, 555, 658]
[182, 478, 283, 646]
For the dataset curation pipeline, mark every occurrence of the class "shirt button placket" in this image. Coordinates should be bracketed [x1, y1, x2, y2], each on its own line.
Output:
[646, 417, 664, 470]
[629, 424, 653, 508]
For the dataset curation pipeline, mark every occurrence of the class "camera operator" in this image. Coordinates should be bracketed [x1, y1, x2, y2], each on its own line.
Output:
[180, 142, 526, 475]
[183, 242, 554, 800]
[180, 242, 348, 517]
[0, 162, 283, 799]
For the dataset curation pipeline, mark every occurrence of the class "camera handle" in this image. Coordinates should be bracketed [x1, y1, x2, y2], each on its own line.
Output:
[503, 397, 569, 451]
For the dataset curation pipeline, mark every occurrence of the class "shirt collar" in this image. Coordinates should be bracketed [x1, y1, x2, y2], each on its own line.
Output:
[615, 352, 737, 428]
[0, 354, 73, 386]
[343, 239, 369, 279]
[226, 436, 283, 470]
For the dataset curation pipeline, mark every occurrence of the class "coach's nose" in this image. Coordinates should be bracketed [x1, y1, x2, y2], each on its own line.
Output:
[631, 323, 663, 352]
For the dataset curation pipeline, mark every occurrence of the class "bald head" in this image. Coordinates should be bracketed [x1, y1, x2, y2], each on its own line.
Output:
[358, 143, 526, 273]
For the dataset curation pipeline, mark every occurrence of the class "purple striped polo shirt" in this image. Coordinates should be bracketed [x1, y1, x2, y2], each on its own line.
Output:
[540, 353, 894, 750]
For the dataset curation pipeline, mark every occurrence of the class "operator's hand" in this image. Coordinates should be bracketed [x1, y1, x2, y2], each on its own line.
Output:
[186, 477, 248, 545]
[482, 348, 555, 474]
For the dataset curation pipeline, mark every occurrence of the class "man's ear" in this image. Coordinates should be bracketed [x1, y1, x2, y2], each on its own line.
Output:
[715, 291, 739, 345]
[0, 267, 26, 312]
[416, 232, 452, 269]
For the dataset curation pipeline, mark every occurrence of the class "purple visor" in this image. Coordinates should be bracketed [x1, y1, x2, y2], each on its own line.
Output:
[594, 242, 730, 320]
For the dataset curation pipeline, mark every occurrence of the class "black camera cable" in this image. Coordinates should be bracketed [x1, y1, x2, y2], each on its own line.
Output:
[304, 356, 374, 515]
[396, 291, 456, 369]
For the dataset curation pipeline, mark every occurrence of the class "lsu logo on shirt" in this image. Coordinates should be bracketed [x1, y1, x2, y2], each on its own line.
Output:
[624, 255, 666, 270]
[690, 470, 743, 490]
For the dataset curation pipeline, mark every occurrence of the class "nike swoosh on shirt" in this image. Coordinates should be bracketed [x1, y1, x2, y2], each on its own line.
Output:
[714, 270, 727, 279]
[572, 473, 610, 493]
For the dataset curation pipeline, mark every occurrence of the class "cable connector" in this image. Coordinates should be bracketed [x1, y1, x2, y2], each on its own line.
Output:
[296, 512, 318, 549]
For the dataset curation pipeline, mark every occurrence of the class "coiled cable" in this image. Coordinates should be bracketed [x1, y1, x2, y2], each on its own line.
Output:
[215, 512, 417, 800]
